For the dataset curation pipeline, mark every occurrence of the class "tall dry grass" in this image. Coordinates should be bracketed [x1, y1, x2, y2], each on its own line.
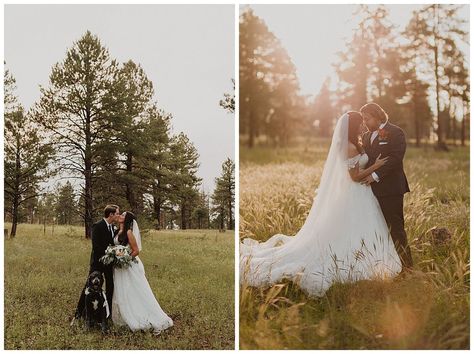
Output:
[239, 142, 469, 349]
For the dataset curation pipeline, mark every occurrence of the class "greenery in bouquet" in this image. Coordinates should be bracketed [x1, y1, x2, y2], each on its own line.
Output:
[100, 245, 138, 269]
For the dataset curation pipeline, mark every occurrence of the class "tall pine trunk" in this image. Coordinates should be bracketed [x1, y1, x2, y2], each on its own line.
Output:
[125, 152, 136, 213]
[228, 186, 233, 230]
[10, 199, 18, 238]
[248, 111, 255, 148]
[433, 5, 448, 151]
[181, 203, 186, 230]
[451, 108, 457, 146]
[84, 112, 93, 239]
[153, 192, 162, 230]
[220, 207, 225, 230]
[413, 87, 421, 148]
[84, 159, 93, 239]
[461, 99, 467, 146]
[10, 141, 21, 238]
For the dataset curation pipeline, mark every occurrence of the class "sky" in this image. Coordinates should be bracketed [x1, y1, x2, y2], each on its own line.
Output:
[4, 4, 235, 193]
[245, 4, 470, 96]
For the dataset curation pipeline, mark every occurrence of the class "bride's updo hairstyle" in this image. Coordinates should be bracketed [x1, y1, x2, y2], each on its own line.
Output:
[347, 111, 364, 154]
[118, 211, 136, 245]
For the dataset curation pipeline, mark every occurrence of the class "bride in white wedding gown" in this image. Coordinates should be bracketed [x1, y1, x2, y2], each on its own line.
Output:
[240, 112, 402, 296]
[112, 211, 173, 332]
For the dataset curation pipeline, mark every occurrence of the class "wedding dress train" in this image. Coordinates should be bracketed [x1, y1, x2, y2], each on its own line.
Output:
[112, 221, 173, 332]
[240, 114, 402, 296]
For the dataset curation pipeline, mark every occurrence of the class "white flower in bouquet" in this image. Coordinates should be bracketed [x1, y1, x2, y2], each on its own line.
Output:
[100, 245, 138, 269]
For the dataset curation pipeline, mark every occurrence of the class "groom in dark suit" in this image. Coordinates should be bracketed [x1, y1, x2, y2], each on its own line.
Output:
[74, 204, 120, 320]
[360, 103, 413, 272]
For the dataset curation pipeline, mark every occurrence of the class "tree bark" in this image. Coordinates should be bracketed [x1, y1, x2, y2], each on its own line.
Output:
[10, 199, 18, 238]
[248, 111, 255, 148]
[84, 111, 93, 239]
[220, 207, 225, 230]
[228, 185, 233, 230]
[10, 141, 21, 238]
[433, 5, 448, 151]
[153, 192, 162, 230]
[461, 99, 467, 147]
[125, 152, 136, 213]
[181, 204, 186, 230]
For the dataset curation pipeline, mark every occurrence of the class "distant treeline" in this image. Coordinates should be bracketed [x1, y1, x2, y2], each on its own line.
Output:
[5, 31, 235, 238]
[240, 5, 469, 149]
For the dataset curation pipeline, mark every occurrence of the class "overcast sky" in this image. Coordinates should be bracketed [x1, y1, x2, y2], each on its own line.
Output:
[5, 4, 235, 193]
[245, 4, 469, 96]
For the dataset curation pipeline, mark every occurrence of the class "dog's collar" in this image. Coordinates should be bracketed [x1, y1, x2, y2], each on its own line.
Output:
[85, 285, 102, 294]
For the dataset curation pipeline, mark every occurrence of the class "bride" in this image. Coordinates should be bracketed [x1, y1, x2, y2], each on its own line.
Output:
[240, 112, 402, 296]
[112, 211, 173, 332]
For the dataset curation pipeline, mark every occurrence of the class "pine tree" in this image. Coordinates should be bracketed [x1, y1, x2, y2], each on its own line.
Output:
[404, 5, 468, 150]
[240, 8, 304, 147]
[192, 190, 210, 229]
[144, 107, 173, 229]
[220, 79, 235, 114]
[239, 8, 277, 147]
[33, 31, 122, 238]
[114, 60, 155, 214]
[442, 47, 468, 144]
[55, 181, 78, 225]
[169, 133, 201, 230]
[409, 72, 431, 147]
[334, 6, 371, 110]
[311, 78, 334, 137]
[37, 193, 56, 235]
[4, 69, 52, 237]
[211, 158, 235, 230]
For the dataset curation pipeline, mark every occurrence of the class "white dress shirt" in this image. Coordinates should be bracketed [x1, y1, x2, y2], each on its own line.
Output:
[371, 120, 388, 182]
[103, 218, 114, 239]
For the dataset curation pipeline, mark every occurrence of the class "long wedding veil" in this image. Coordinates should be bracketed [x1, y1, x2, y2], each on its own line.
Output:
[132, 220, 142, 251]
[240, 114, 355, 294]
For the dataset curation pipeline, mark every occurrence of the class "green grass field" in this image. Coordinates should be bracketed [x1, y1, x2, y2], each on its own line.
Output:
[4, 225, 234, 350]
[240, 139, 469, 349]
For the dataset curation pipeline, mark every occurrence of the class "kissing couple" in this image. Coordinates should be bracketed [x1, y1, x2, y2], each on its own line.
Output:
[74, 205, 173, 333]
[241, 102, 414, 296]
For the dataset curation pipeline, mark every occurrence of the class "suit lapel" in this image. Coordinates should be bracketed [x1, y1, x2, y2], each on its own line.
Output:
[372, 133, 379, 147]
[102, 219, 113, 244]
[365, 131, 378, 160]
[107, 223, 114, 244]
[363, 132, 371, 151]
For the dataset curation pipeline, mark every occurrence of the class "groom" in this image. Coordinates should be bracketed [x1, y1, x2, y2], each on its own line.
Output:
[359, 103, 414, 273]
[74, 204, 120, 320]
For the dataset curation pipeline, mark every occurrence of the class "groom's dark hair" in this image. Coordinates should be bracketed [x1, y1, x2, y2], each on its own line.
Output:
[360, 102, 388, 123]
[104, 204, 119, 218]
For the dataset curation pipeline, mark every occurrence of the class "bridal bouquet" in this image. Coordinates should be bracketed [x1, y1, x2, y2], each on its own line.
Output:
[100, 245, 138, 269]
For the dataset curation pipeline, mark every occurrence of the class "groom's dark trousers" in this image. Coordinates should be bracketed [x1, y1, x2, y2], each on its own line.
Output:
[363, 122, 414, 269]
[75, 219, 115, 319]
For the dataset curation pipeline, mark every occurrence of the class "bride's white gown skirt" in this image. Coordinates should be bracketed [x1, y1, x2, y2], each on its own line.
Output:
[240, 182, 402, 297]
[112, 257, 173, 331]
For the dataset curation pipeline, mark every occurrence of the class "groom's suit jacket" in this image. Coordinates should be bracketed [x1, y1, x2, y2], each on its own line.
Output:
[362, 122, 410, 197]
[90, 219, 115, 272]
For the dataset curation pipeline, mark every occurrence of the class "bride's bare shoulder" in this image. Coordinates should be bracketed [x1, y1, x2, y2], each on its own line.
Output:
[347, 143, 360, 158]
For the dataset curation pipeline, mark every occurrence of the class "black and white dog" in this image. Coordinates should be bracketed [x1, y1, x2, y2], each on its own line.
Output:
[84, 271, 109, 332]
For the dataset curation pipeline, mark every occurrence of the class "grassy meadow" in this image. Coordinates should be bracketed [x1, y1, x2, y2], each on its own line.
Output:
[239, 139, 469, 349]
[4, 225, 234, 350]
